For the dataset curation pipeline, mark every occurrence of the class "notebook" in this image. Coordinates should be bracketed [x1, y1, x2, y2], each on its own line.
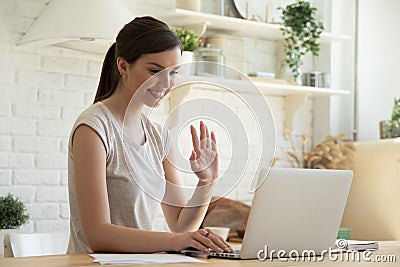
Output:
[184, 167, 353, 260]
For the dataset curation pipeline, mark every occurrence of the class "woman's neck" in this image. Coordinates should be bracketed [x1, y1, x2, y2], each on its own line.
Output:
[102, 85, 144, 129]
[102, 86, 147, 145]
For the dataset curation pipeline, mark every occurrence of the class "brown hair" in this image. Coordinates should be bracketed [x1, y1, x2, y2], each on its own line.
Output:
[93, 16, 182, 103]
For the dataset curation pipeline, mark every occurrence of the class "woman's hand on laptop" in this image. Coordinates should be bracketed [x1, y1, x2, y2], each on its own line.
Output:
[172, 228, 232, 253]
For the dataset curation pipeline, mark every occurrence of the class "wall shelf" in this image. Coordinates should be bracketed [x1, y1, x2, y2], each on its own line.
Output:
[156, 8, 351, 43]
[172, 75, 350, 130]
[253, 81, 350, 96]
[175, 75, 350, 97]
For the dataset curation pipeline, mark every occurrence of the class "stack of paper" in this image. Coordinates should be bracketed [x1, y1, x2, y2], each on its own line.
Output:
[335, 239, 379, 251]
[346, 240, 379, 251]
[90, 253, 205, 265]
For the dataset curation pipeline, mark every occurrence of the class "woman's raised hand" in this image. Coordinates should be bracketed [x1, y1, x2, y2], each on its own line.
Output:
[189, 121, 218, 184]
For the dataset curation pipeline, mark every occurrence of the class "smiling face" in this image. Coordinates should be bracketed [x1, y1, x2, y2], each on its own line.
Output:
[117, 46, 181, 108]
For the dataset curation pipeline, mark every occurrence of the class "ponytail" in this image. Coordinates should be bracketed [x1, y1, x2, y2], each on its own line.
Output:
[93, 43, 120, 103]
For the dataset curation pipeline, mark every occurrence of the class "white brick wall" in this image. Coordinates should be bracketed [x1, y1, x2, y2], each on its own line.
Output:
[28, 203, 59, 220]
[13, 137, 59, 153]
[13, 170, 60, 185]
[0, 136, 10, 151]
[0, 1, 314, 233]
[0, 0, 104, 230]
[0, 171, 11, 186]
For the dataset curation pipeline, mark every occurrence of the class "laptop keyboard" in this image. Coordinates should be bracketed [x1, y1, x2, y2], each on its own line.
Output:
[209, 249, 241, 259]
[181, 246, 242, 258]
[209, 246, 242, 258]
[212, 248, 241, 254]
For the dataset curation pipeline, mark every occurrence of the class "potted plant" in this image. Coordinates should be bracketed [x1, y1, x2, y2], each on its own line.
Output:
[380, 97, 400, 138]
[174, 28, 201, 64]
[0, 193, 30, 254]
[278, 0, 324, 83]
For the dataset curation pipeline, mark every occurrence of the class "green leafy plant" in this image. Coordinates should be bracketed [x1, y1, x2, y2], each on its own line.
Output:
[279, 0, 324, 80]
[174, 28, 201, 52]
[380, 97, 400, 138]
[391, 97, 400, 121]
[0, 193, 29, 229]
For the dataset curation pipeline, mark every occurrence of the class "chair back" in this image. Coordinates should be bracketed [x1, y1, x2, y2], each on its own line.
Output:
[342, 139, 400, 240]
[3, 232, 69, 258]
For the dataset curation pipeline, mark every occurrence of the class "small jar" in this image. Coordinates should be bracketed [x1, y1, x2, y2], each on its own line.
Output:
[194, 44, 224, 76]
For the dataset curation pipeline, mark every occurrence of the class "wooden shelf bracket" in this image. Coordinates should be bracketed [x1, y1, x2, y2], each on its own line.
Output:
[284, 94, 308, 132]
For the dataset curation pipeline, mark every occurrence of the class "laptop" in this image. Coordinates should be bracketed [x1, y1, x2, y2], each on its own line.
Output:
[183, 167, 353, 259]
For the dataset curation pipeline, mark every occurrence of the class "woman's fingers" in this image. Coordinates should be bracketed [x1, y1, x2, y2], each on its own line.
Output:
[199, 121, 205, 142]
[205, 124, 210, 148]
[191, 121, 218, 163]
[205, 229, 232, 252]
[194, 233, 224, 253]
[194, 229, 232, 253]
[199, 121, 210, 148]
[179, 229, 231, 254]
[190, 125, 200, 157]
[211, 131, 217, 151]
[190, 240, 209, 253]
[189, 150, 196, 161]
[211, 235, 232, 252]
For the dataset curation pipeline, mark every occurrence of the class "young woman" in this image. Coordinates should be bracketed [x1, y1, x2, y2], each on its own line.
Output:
[67, 16, 231, 254]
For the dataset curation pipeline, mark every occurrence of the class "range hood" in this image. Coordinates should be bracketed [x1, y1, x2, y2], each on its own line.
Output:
[19, 0, 132, 55]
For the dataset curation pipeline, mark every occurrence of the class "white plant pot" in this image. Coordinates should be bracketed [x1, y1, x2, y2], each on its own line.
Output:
[180, 51, 194, 64]
[179, 51, 194, 75]
[281, 63, 301, 85]
[176, 0, 201, 12]
[0, 229, 20, 255]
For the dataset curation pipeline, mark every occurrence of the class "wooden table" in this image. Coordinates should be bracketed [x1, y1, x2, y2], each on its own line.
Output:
[1, 241, 399, 266]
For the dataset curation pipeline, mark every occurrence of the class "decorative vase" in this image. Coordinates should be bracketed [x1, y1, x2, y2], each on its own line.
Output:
[295, 68, 302, 85]
[281, 63, 301, 85]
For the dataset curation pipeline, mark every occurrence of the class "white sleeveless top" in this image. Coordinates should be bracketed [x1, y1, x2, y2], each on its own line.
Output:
[67, 102, 171, 253]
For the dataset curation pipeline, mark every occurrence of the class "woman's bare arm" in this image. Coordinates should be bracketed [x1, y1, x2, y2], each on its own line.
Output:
[161, 148, 213, 233]
[72, 124, 226, 253]
[161, 122, 230, 251]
